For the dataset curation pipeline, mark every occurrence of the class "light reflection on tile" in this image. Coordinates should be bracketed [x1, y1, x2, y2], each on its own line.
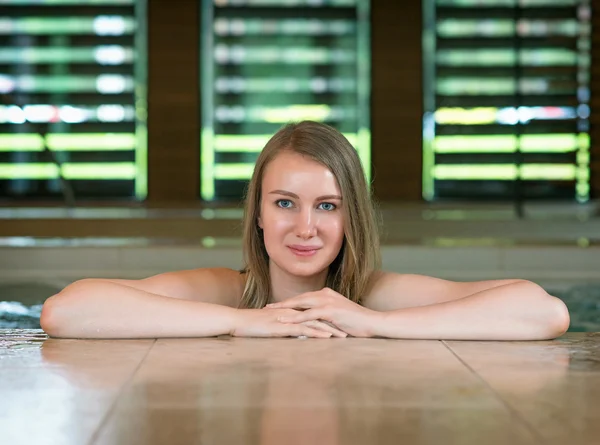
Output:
[93, 338, 538, 445]
[0, 335, 153, 445]
[445, 334, 600, 444]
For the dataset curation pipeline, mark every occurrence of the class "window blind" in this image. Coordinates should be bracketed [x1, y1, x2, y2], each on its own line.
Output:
[423, 0, 591, 202]
[200, 0, 370, 201]
[0, 0, 147, 200]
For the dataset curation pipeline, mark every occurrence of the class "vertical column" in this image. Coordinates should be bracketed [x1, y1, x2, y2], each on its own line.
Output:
[146, 0, 200, 205]
[590, 2, 600, 200]
[371, 0, 423, 201]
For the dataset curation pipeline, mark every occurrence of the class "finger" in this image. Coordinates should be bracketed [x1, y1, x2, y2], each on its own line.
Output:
[266, 295, 319, 310]
[278, 308, 328, 324]
[296, 325, 332, 338]
[304, 320, 347, 338]
[281, 322, 332, 338]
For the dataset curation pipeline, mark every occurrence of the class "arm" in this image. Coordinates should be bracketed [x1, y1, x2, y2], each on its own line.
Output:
[40, 269, 241, 339]
[41, 268, 345, 340]
[267, 275, 569, 341]
[371, 280, 570, 341]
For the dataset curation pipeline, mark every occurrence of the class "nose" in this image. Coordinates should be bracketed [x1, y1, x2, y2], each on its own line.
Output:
[295, 207, 317, 239]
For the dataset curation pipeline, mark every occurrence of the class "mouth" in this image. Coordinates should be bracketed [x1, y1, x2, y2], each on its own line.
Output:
[288, 246, 320, 257]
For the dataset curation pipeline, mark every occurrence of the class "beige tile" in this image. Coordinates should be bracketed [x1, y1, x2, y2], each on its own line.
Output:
[445, 333, 600, 444]
[381, 246, 502, 274]
[1, 391, 117, 445]
[117, 246, 243, 272]
[93, 338, 537, 445]
[501, 246, 600, 272]
[0, 338, 153, 445]
[0, 247, 120, 277]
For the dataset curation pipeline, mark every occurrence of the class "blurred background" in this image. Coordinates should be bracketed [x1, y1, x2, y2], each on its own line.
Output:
[0, 0, 598, 330]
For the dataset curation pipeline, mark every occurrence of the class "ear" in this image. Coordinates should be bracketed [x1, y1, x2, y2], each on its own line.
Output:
[258, 215, 263, 229]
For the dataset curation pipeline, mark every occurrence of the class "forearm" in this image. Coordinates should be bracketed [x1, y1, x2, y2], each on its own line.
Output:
[373, 281, 570, 341]
[41, 281, 238, 339]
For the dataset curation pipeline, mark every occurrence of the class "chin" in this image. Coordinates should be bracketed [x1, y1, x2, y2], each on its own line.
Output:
[278, 260, 330, 278]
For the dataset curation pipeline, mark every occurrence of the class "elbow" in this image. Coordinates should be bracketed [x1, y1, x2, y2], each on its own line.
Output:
[548, 296, 570, 339]
[40, 294, 61, 337]
[39, 280, 87, 337]
[521, 281, 570, 340]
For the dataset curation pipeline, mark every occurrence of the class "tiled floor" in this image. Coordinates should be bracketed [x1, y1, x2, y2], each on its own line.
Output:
[1, 329, 600, 445]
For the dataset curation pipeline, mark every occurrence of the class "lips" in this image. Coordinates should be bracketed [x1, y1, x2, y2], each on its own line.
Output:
[288, 245, 321, 251]
[288, 245, 321, 257]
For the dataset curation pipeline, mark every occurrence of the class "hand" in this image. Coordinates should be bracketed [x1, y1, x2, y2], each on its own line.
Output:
[265, 287, 382, 338]
[231, 308, 348, 339]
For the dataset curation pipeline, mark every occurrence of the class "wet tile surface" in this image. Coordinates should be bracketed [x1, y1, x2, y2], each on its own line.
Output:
[0, 330, 153, 445]
[446, 333, 600, 445]
[5, 330, 600, 444]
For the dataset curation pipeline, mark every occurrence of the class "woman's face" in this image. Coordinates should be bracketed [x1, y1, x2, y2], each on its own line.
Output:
[258, 150, 345, 278]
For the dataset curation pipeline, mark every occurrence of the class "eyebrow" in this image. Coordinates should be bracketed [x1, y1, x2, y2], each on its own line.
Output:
[268, 189, 342, 201]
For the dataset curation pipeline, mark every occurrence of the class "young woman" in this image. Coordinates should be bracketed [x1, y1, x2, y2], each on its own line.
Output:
[40, 121, 570, 340]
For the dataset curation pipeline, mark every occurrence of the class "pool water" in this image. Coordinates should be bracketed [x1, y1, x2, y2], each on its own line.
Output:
[1, 285, 599, 331]
[0, 301, 42, 329]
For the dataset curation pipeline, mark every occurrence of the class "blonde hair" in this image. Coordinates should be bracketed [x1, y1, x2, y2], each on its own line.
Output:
[238, 121, 381, 309]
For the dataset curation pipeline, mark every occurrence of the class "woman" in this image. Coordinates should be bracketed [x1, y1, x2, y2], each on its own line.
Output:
[40, 121, 570, 340]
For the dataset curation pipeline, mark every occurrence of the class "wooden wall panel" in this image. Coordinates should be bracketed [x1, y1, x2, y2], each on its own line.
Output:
[146, 0, 200, 204]
[371, 1, 423, 201]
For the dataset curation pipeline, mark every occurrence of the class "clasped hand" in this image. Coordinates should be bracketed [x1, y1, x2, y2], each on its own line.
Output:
[264, 287, 380, 338]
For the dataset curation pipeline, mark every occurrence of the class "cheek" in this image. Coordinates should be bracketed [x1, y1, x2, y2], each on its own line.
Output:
[260, 208, 292, 248]
[328, 215, 344, 237]
[261, 207, 292, 233]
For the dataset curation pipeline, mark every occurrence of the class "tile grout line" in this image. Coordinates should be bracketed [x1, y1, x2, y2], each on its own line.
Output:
[86, 339, 157, 445]
[440, 340, 546, 445]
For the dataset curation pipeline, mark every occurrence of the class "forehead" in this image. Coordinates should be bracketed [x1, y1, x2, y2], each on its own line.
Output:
[262, 151, 340, 192]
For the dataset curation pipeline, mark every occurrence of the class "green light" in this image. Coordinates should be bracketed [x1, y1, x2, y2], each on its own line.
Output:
[214, 134, 271, 152]
[0, 48, 100, 64]
[434, 134, 586, 153]
[0, 76, 98, 93]
[262, 105, 332, 123]
[435, 107, 499, 124]
[0, 134, 44, 151]
[0, 133, 137, 151]
[437, 19, 514, 37]
[437, 78, 516, 95]
[578, 133, 590, 149]
[521, 134, 584, 152]
[434, 135, 517, 153]
[437, 50, 516, 66]
[0, 163, 136, 180]
[213, 132, 359, 152]
[46, 133, 136, 150]
[520, 164, 575, 180]
[434, 165, 518, 180]
[135, 125, 147, 199]
[433, 164, 578, 181]
[201, 128, 215, 200]
[214, 163, 255, 180]
[0, 17, 135, 35]
[358, 127, 371, 183]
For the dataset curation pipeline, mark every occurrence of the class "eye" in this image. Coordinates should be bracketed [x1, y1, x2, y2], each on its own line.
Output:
[319, 202, 337, 211]
[275, 199, 293, 209]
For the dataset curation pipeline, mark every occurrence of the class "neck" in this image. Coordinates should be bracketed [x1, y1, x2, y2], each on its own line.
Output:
[269, 260, 329, 304]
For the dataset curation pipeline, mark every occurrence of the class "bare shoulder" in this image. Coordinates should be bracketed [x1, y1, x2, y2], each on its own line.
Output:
[362, 270, 525, 312]
[102, 267, 246, 308]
